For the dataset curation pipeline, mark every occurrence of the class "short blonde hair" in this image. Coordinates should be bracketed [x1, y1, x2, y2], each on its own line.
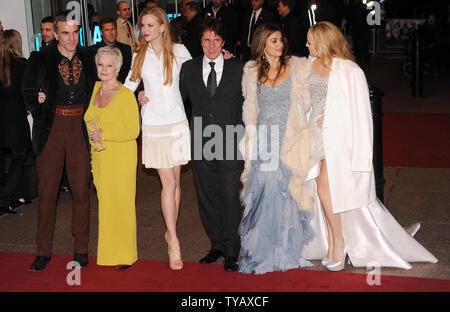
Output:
[95, 46, 123, 69]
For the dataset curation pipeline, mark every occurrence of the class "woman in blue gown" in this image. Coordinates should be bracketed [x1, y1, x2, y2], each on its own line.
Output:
[238, 23, 316, 274]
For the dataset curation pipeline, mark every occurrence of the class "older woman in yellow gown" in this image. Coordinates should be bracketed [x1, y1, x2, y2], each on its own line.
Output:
[84, 46, 140, 270]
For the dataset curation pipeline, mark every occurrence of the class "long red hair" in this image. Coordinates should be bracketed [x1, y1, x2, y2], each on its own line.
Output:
[129, 7, 176, 86]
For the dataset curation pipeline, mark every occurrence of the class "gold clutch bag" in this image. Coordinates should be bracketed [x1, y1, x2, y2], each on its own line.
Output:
[85, 119, 106, 152]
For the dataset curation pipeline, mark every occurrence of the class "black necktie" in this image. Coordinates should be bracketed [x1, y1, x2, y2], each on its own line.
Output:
[248, 11, 257, 47]
[207, 62, 217, 96]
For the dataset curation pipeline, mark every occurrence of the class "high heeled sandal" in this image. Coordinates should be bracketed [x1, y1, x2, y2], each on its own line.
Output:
[165, 232, 183, 270]
[326, 248, 348, 272]
[321, 257, 332, 267]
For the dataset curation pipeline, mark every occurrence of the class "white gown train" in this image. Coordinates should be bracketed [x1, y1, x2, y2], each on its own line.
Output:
[303, 163, 438, 269]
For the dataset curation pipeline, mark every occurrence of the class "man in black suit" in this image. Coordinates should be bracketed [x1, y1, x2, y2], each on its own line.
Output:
[278, 0, 308, 56]
[90, 17, 132, 84]
[183, 1, 203, 58]
[204, 0, 239, 53]
[40, 16, 56, 49]
[179, 18, 244, 272]
[238, 0, 276, 61]
[21, 12, 97, 271]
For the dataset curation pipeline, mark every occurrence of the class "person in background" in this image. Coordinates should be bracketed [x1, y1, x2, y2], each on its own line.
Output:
[183, 1, 203, 58]
[181, 0, 193, 12]
[278, 0, 307, 57]
[145, 0, 159, 9]
[0, 30, 32, 216]
[238, 0, 276, 61]
[21, 12, 97, 272]
[418, 13, 445, 77]
[116, 1, 138, 53]
[40, 16, 56, 49]
[170, 14, 188, 44]
[125, 7, 192, 271]
[304, 21, 438, 271]
[85, 46, 140, 270]
[90, 17, 132, 84]
[346, 0, 370, 67]
[204, 0, 239, 53]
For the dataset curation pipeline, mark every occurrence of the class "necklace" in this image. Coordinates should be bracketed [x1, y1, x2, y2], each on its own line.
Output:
[99, 82, 119, 97]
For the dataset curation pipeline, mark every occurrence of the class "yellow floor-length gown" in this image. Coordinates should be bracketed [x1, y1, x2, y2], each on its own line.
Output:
[84, 81, 140, 266]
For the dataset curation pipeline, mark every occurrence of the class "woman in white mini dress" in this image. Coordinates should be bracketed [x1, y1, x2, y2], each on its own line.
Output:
[125, 7, 191, 270]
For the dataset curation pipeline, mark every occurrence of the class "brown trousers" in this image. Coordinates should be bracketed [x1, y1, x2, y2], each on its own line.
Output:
[36, 107, 91, 257]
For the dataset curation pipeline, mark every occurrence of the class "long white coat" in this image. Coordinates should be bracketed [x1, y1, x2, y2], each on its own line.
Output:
[313, 57, 376, 213]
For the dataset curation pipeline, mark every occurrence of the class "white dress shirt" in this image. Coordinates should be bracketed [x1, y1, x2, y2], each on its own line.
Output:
[202, 53, 224, 88]
[124, 43, 192, 125]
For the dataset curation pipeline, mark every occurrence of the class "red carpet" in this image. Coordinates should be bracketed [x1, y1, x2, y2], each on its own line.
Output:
[383, 113, 450, 168]
[0, 252, 449, 292]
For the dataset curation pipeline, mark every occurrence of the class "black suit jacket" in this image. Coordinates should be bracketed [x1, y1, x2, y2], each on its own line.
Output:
[185, 13, 203, 58]
[281, 12, 308, 57]
[240, 9, 276, 60]
[179, 56, 244, 161]
[21, 44, 97, 155]
[90, 40, 132, 84]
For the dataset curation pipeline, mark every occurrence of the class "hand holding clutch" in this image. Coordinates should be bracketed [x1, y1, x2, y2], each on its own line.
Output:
[85, 119, 106, 152]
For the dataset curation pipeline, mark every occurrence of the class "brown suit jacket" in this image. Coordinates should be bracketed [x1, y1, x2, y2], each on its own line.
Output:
[116, 18, 138, 53]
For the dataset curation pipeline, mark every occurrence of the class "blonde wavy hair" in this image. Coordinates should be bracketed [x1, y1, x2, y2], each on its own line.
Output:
[309, 21, 354, 68]
[129, 7, 176, 85]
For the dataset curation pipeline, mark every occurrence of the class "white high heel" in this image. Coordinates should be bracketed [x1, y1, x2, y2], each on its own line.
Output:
[321, 257, 332, 266]
[405, 222, 421, 237]
[326, 248, 348, 272]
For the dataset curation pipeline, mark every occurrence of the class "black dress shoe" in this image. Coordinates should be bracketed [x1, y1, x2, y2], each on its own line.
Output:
[10, 198, 31, 209]
[0, 206, 18, 214]
[224, 257, 238, 272]
[74, 253, 89, 267]
[115, 265, 131, 271]
[199, 249, 223, 264]
[30, 256, 51, 271]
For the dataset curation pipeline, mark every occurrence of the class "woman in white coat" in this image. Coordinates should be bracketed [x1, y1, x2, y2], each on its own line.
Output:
[304, 21, 438, 271]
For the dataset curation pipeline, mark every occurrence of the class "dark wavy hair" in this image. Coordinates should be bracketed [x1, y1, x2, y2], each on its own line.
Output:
[250, 23, 290, 86]
[200, 17, 226, 42]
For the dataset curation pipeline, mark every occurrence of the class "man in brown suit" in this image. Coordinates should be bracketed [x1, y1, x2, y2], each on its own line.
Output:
[116, 1, 138, 53]
[22, 12, 97, 272]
